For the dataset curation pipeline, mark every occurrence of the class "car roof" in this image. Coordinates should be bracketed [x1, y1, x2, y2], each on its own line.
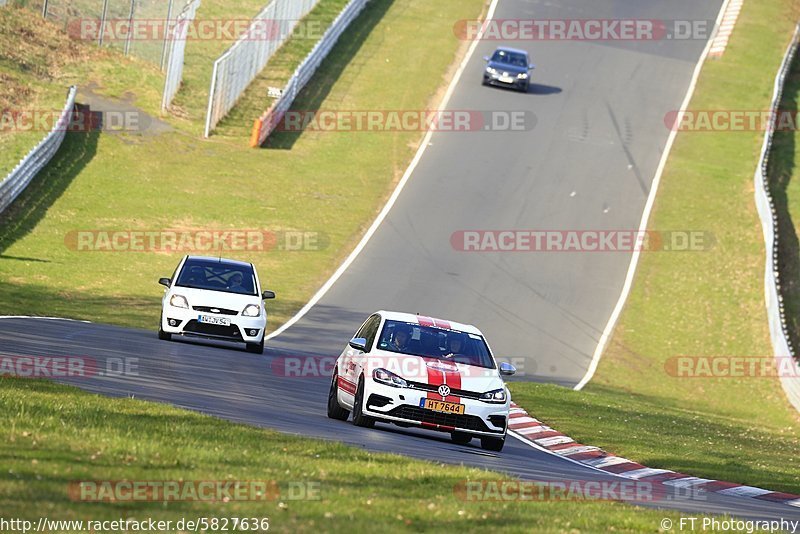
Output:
[494, 46, 529, 57]
[185, 255, 253, 268]
[375, 310, 483, 336]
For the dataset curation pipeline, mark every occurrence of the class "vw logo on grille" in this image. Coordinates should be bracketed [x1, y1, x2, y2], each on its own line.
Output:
[438, 384, 451, 398]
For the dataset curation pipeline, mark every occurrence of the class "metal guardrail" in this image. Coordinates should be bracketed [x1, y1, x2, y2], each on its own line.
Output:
[754, 23, 800, 413]
[0, 86, 77, 216]
[249, 0, 369, 147]
[161, 0, 200, 110]
[203, 0, 320, 137]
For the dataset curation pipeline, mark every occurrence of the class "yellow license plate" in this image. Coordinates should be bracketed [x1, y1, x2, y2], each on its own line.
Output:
[421, 398, 465, 414]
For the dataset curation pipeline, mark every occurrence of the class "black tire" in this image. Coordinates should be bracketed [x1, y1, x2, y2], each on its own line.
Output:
[327, 372, 350, 421]
[451, 431, 472, 445]
[351, 377, 374, 428]
[245, 338, 264, 354]
[158, 314, 172, 341]
[480, 435, 505, 452]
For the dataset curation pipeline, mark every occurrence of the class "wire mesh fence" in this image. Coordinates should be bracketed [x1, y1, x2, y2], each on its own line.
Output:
[24, 0, 177, 68]
[203, 0, 320, 137]
[162, 0, 200, 110]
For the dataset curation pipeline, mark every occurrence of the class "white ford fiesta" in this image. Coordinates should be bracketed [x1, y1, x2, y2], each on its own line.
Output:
[327, 311, 515, 451]
[158, 255, 275, 354]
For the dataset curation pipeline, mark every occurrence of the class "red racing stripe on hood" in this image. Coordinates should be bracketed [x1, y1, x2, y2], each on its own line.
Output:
[424, 358, 461, 403]
[442, 363, 461, 403]
[417, 316, 435, 328]
[424, 358, 444, 400]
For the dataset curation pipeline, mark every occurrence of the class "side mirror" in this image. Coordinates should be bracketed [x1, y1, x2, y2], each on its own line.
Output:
[528, 64, 535, 71]
[483, 56, 490, 61]
[348, 337, 368, 352]
[158, 277, 171, 287]
[499, 362, 516, 376]
[262, 290, 276, 300]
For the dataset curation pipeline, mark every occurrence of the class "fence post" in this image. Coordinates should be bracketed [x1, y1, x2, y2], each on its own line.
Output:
[204, 60, 220, 138]
[160, 0, 175, 71]
[41, 0, 48, 18]
[98, 0, 110, 46]
[124, 0, 136, 56]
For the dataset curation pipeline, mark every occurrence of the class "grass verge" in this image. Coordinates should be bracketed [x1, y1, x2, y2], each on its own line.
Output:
[0, 377, 717, 533]
[511, 0, 800, 495]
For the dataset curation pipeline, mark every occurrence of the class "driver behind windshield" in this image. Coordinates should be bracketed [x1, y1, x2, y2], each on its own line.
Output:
[390, 325, 411, 351]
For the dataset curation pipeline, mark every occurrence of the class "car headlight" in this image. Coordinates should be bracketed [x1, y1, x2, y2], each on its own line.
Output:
[242, 304, 261, 317]
[517, 72, 528, 79]
[480, 388, 507, 403]
[169, 294, 189, 309]
[486, 67, 496, 74]
[373, 368, 408, 388]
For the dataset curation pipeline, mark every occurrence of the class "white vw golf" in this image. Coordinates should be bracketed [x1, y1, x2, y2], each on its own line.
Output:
[158, 256, 275, 354]
[327, 311, 515, 451]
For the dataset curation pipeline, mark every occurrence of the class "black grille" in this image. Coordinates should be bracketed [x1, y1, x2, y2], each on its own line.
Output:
[193, 306, 239, 316]
[407, 380, 482, 400]
[386, 405, 500, 433]
[184, 320, 242, 339]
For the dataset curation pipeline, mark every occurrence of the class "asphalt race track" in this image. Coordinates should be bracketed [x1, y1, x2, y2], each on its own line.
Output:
[267, 0, 726, 386]
[4, 0, 799, 524]
[2, 317, 798, 521]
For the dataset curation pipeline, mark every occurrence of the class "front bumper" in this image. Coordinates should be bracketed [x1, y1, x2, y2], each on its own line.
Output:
[162, 304, 266, 344]
[484, 72, 528, 89]
[362, 379, 508, 437]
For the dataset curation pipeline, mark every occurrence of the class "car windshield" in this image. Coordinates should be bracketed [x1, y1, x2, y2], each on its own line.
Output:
[491, 50, 528, 68]
[175, 259, 257, 296]
[376, 320, 496, 369]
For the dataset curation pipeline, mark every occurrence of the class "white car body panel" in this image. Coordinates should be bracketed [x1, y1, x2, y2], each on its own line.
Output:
[333, 311, 511, 439]
[160, 255, 268, 346]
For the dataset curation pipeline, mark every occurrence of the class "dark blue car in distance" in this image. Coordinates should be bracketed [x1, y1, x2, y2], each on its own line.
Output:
[482, 47, 534, 92]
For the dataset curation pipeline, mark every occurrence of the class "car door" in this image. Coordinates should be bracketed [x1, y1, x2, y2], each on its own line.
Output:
[340, 314, 381, 407]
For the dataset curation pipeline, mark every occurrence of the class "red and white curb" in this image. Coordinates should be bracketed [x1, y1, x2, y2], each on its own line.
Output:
[507, 403, 800, 508]
[709, 0, 743, 58]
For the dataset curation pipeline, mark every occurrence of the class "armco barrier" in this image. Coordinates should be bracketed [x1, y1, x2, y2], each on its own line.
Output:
[755, 23, 800, 412]
[161, 0, 201, 111]
[250, 0, 369, 147]
[0, 86, 77, 216]
[203, 0, 320, 137]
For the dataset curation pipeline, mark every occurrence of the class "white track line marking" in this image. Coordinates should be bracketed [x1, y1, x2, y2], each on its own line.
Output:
[0, 316, 91, 323]
[717, 486, 773, 498]
[266, 0, 501, 341]
[574, 0, 733, 390]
